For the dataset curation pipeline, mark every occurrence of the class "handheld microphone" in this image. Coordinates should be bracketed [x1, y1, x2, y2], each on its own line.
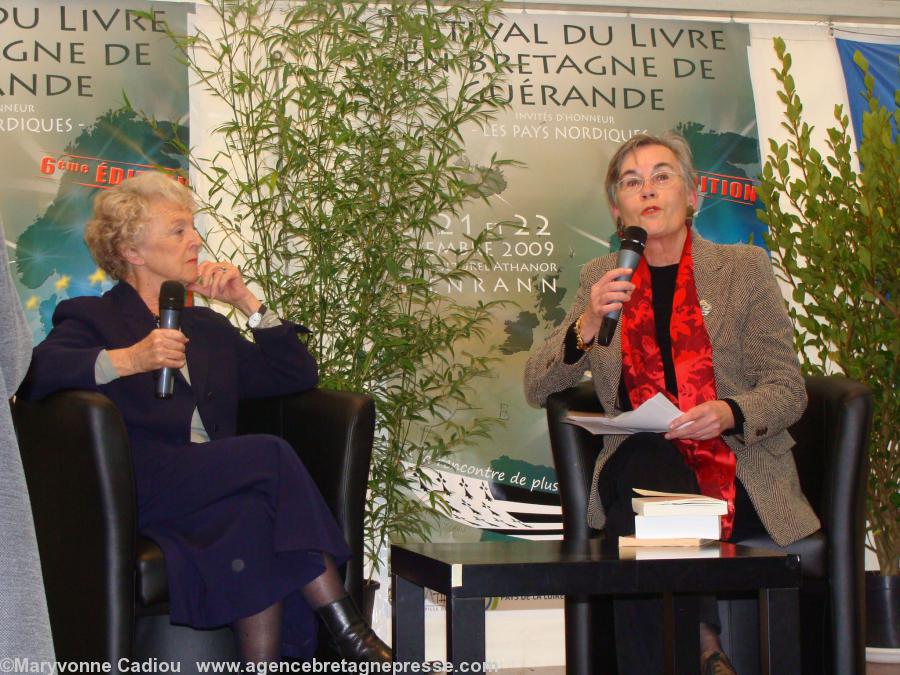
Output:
[156, 280, 185, 399]
[597, 226, 647, 346]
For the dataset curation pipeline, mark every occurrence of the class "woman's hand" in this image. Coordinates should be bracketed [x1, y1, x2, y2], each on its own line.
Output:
[577, 267, 635, 342]
[107, 329, 189, 377]
[187, 261, 261, 316]
[665, 400, 735, 441]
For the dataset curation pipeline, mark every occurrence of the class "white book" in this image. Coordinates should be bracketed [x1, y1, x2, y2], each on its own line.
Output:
[632, 488, 728, 517]
[619, 543, 722, 559]
[634, 514, 721, 540]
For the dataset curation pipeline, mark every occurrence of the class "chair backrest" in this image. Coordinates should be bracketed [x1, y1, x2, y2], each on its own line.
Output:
[786, 375, 871, 535]
[238, 388, 376, 606]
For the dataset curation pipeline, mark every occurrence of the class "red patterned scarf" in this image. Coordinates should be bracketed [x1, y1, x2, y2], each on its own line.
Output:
[620, 232, 736, 538]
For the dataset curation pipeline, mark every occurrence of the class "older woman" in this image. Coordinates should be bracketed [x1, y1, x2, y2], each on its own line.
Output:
[524, 132, 819, 673]
[19, 172, 389, 664]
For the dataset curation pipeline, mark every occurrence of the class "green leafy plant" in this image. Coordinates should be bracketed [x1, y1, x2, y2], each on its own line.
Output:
[758, 37, 898, 576]
[157, 0, 514, 570]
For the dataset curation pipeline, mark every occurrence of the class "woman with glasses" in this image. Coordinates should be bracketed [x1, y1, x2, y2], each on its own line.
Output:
[524, 132, 819, 674]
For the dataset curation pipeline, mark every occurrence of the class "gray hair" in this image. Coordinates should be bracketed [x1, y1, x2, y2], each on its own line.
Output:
[604, 131, 697, 209]
[84, 172, 195, 280]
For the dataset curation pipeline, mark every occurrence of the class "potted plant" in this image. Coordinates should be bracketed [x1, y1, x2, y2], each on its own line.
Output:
[757, 38, 898, 649]
[152, 0, 513, 590]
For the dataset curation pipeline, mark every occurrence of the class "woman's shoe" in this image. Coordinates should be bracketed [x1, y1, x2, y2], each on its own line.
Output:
[316, 595, 391, 662]
[700, 649, 737, 675]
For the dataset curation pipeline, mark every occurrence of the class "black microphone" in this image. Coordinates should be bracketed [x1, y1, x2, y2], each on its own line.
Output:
[597, 226, 647, 346]
[156, 280, 185, 399]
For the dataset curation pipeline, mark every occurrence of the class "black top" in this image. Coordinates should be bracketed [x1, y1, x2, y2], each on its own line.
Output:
[649, 263, 680, 396]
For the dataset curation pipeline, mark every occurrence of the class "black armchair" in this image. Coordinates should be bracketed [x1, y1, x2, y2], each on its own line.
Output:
[546, 375, 871, 675]
[12, 388, 375, 669]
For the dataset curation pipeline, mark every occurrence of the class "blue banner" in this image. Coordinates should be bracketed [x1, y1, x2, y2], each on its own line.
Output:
[836, 37, 899, 144]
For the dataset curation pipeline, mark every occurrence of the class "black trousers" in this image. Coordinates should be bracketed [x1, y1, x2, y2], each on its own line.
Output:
[597, 432, 767, 673]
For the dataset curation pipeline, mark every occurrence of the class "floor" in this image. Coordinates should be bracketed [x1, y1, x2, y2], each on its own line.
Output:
[495, 662, 900, 674]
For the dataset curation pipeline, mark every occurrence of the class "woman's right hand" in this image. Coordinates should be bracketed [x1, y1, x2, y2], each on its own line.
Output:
[107, 329, 189, 377]
[578, 267, 635, 341]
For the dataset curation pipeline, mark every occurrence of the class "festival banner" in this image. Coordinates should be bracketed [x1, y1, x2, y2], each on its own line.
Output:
[419, 13, 764, 543]
[836, 37, 900, 144]
[1, 0, 189, 343]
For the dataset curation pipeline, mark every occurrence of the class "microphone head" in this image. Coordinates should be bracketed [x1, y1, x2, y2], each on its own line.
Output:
[159, 281, 186, 311]
[620, 226, 647, 253]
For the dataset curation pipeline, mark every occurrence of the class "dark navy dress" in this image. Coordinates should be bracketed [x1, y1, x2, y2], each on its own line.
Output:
[20, 282, 350, 658]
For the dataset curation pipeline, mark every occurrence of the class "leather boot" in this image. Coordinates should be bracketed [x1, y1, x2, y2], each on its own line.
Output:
[316, 595, 392, 662]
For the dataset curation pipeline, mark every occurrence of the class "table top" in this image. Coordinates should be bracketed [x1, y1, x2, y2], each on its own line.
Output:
[391, 540, 800, 598]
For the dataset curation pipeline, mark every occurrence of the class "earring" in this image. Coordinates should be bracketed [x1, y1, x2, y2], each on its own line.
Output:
[685, 205, 695, 228]
[616, 216, 624, 238]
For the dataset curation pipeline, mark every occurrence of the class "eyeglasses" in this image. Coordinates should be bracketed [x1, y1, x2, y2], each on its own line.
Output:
[616, 170, 681, 195]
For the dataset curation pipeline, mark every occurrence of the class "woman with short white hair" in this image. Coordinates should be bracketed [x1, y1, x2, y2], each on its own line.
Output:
[21, 172, 389, 664]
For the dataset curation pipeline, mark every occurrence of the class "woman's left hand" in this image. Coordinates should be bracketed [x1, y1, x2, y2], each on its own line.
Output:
[665, 400, 735, 441]
[187, 261, 261, 316]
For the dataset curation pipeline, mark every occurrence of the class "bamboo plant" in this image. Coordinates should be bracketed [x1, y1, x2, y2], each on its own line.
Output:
[159, 0, 514, 570]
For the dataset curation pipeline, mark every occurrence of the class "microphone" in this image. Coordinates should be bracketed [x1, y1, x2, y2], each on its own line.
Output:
[597, 226, 647, 346]
[156, 280, 185, 399]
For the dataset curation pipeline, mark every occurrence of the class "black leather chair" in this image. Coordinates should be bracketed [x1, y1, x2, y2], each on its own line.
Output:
[546, 375, 871, 675]
[12, 388, 375, 670]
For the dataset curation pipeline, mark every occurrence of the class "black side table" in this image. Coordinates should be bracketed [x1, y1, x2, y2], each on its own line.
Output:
[391, 539, 801, 675]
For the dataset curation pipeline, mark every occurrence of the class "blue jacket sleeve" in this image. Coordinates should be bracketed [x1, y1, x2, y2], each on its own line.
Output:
[233, 319, 319, 399]
[18, 300, 105, 401]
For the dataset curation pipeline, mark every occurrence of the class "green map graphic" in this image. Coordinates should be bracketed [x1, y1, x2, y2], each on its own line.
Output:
[15, 109, 187, 338]
[499, 311, 540, 355]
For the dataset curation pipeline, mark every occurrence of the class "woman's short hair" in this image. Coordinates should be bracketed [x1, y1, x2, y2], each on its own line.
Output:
[84, 172, 195, 280]
[604, 131, 697, 209]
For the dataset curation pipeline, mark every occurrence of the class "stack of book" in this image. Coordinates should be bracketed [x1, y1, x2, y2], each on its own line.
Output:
[619, 488, 727, 547]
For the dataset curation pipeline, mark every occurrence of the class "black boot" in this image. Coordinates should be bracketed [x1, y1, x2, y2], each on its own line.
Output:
[316, 595, 391, 663]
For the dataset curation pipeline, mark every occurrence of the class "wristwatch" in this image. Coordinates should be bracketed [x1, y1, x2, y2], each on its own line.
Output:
[247, 304, 268, 329]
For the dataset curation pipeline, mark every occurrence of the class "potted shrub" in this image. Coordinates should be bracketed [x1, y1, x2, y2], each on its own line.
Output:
[757, 38, 898, 649]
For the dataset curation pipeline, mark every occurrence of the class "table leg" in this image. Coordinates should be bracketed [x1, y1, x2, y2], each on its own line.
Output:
[671, 594, 701, 675]
[392, 574, 425, 663]
[446, 595, 485, 668]
[565, 595, 617, 675]
[759, 587, 800, 675]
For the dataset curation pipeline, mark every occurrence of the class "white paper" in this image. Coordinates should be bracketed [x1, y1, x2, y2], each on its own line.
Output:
[564, 393, 688, 435]
[633, 488, 725, 506]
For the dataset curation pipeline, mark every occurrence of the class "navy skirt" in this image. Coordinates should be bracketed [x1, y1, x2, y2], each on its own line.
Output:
[133, 433, 350, 659]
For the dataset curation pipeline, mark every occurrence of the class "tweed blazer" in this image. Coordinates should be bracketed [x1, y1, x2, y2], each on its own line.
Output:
[524, 231, 821, 546]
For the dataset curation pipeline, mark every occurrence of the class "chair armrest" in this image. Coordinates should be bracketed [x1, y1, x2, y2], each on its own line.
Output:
[11, 390, 136, 662]
[545, 381, 604, 542]
[798, 375, 871, 552]
[238, 388, 375, 606]
[791, 374, 871, 675]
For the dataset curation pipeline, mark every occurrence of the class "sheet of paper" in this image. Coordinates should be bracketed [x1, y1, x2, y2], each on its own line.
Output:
[564, 392, 688, 435]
